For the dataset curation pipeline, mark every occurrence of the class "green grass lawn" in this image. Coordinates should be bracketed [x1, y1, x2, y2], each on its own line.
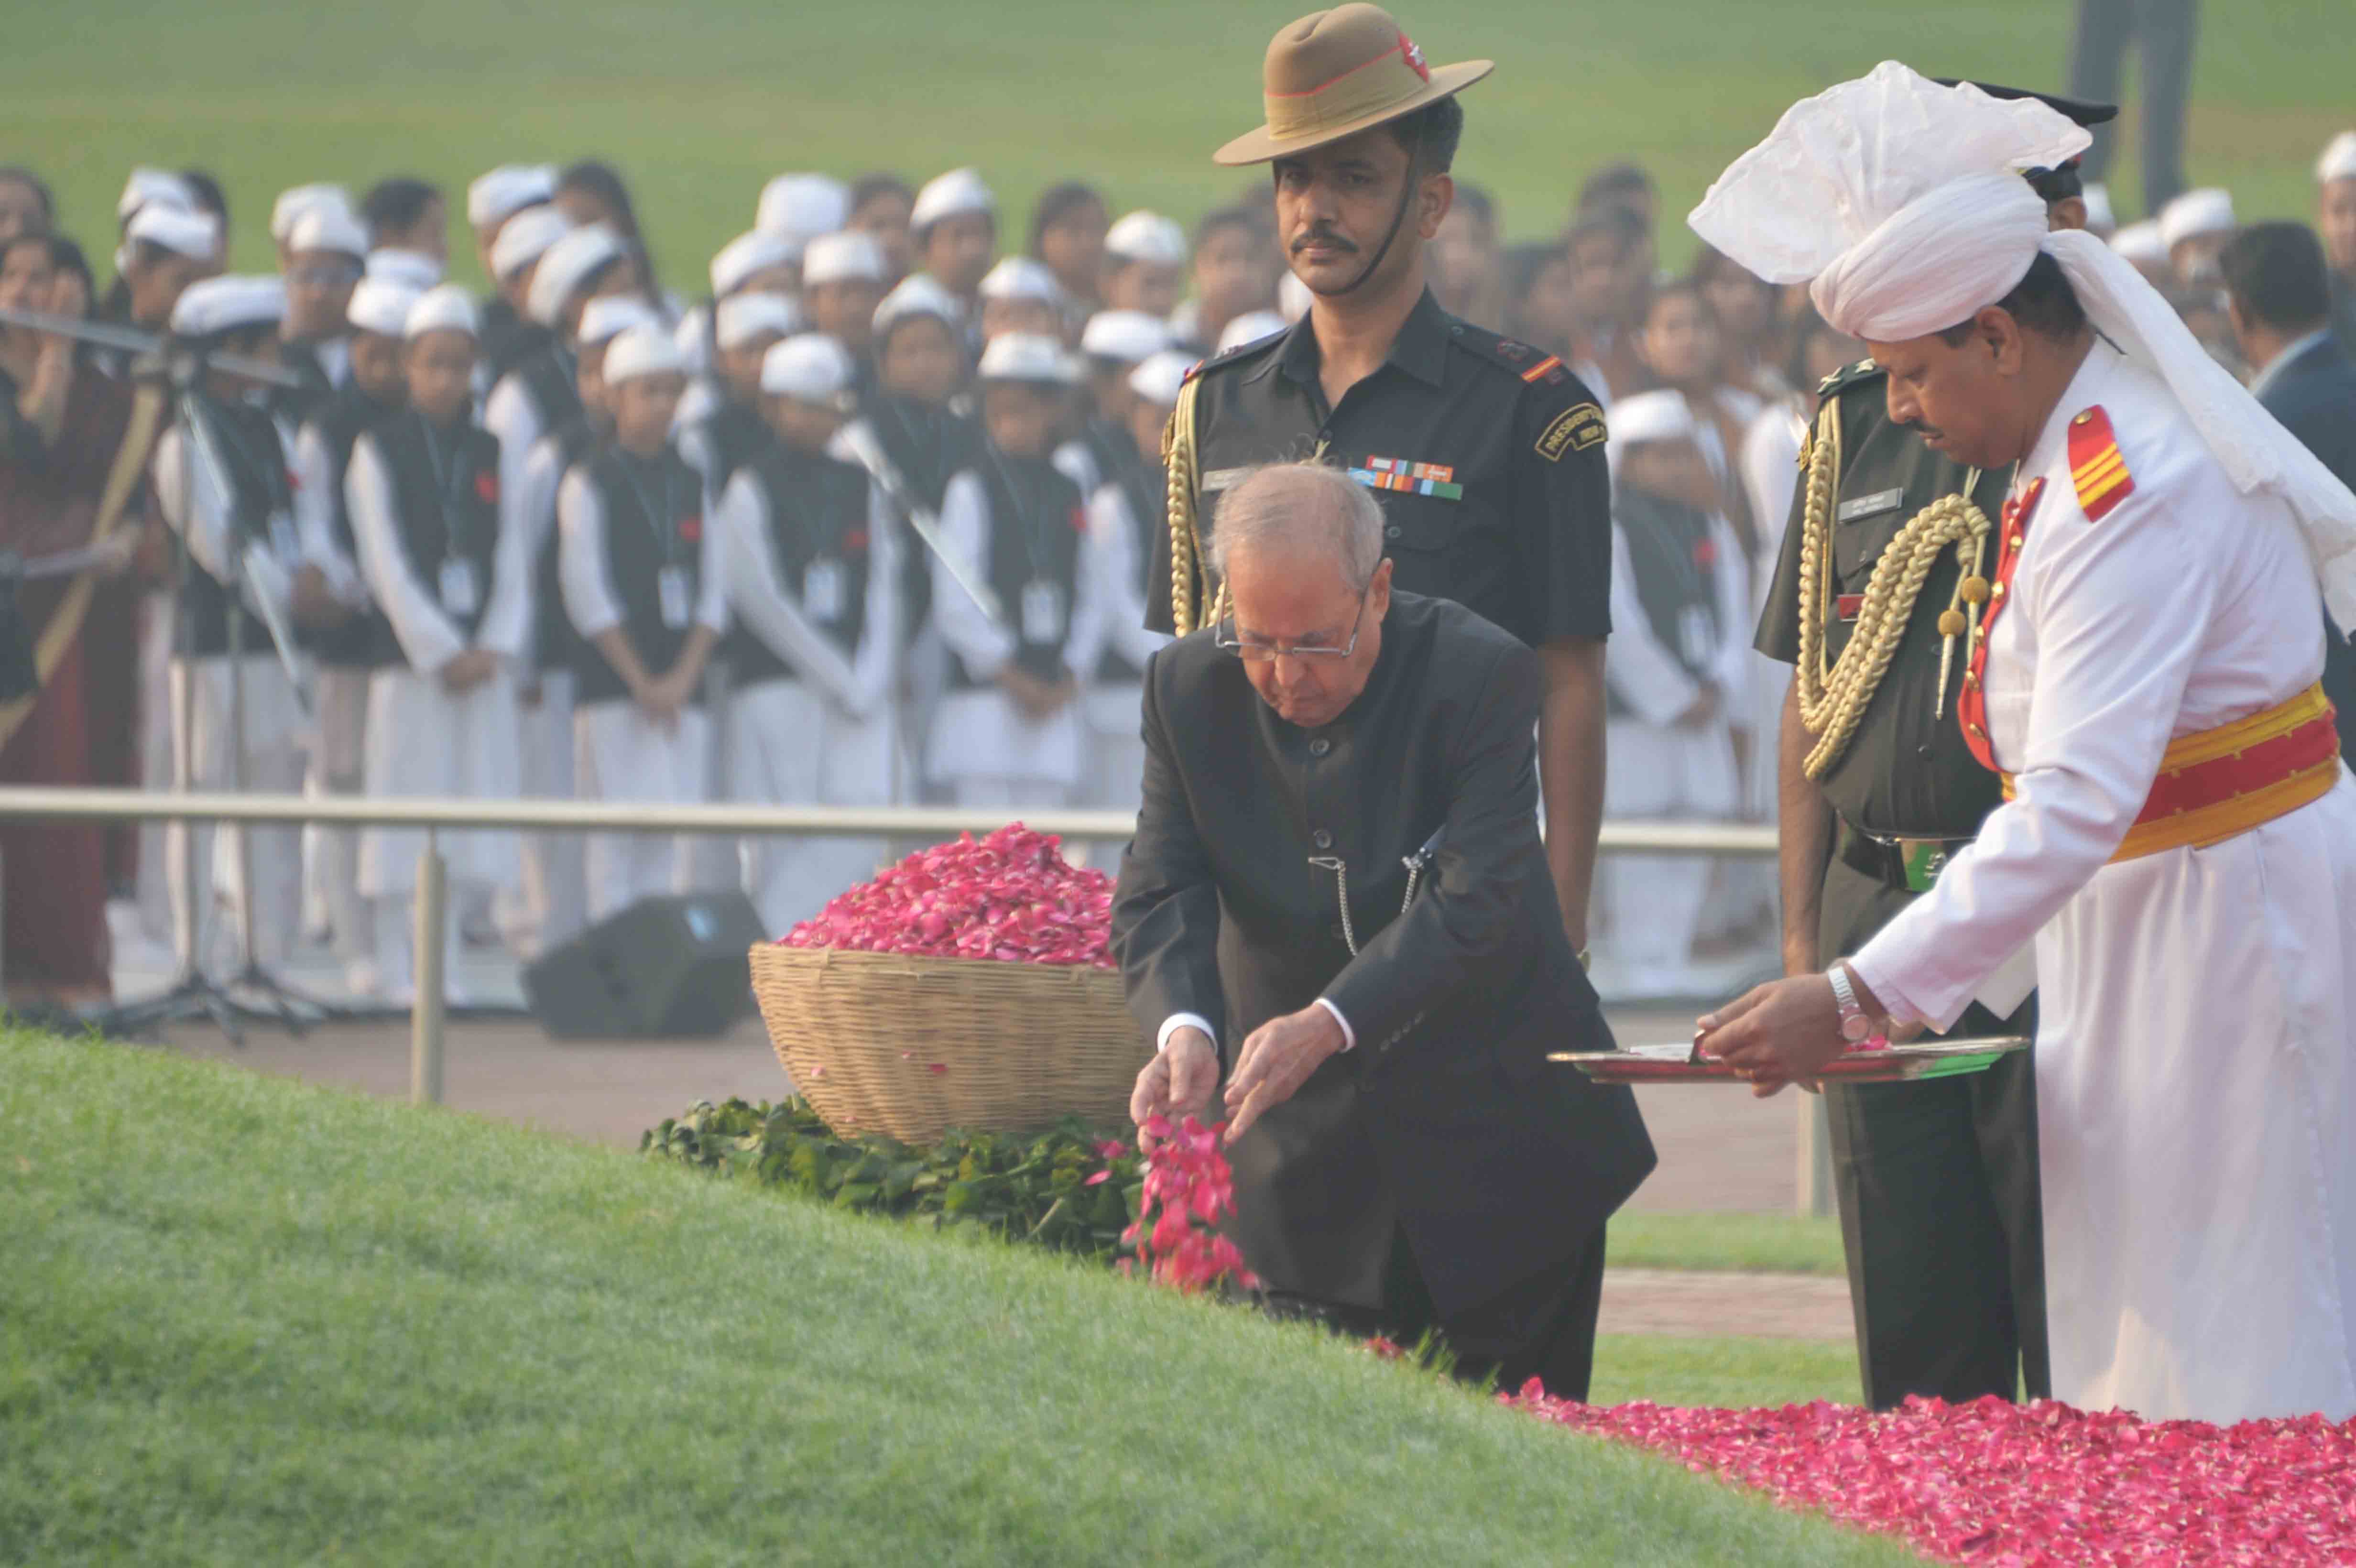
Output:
[6, 0, 2344, 289]
[1611, 1210, 1845, 1276]
[0, 1030, 1906, 1566]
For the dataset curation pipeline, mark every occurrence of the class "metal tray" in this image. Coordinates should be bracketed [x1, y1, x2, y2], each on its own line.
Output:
[1549, 1036, 2031, 1085]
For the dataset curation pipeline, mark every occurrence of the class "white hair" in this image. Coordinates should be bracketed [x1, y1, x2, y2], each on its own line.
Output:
[1206, 462, 1384, 595]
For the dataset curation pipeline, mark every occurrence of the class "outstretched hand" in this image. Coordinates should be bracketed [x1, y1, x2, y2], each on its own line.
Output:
[1695, 974, 1850, 1098]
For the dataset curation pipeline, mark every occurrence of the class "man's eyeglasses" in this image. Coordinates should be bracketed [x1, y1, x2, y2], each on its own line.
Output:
[1213, 589, 1369, 663]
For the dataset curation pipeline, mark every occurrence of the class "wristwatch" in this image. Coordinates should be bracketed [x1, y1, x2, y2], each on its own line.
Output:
[1827, 963, 1877, 1044]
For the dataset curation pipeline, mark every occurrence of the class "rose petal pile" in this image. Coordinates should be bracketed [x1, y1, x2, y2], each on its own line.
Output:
[1503, 1385, 2356, 1566]
[778, 823, 1114, 967]
[1121, 1115, 1258, 1294]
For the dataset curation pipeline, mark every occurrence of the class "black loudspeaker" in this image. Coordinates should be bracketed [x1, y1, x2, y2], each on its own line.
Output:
[523, 892, 768, 1039]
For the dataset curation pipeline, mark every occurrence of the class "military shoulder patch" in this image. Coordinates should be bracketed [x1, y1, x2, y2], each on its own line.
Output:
[1817, 357, 1885, 401]
[1453, 322, 1578, 390]
[1537, 402, 1607, 462]
[2065, 404, 2134, 521]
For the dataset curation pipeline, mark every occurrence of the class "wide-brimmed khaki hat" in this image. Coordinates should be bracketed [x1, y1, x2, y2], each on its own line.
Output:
[1214, 4, 1493, 167]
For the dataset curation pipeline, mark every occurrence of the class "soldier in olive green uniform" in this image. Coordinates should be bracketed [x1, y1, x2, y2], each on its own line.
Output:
[1753, 84, 2116, 1410]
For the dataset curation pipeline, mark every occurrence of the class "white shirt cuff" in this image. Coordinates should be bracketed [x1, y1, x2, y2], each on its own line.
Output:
[1314, 996, 1356, 1053]
[1156, 1013, 1217, 1054]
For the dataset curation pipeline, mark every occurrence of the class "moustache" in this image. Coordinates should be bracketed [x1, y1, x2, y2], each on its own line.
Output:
[1291, 228, 1358, 256]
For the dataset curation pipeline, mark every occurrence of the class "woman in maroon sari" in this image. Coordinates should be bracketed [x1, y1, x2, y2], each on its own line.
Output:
[0, 232, 151, 1011]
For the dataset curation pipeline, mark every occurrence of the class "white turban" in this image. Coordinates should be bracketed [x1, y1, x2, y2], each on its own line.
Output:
[1691, 59, 2356, 632]
[2319, 131, 2356, 186]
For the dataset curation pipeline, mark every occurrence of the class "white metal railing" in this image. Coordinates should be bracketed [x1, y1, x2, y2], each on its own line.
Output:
[0, 789, 1826, 1214]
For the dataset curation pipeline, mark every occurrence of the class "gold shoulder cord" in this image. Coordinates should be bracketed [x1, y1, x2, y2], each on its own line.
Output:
[1791, 393, 1994, 779]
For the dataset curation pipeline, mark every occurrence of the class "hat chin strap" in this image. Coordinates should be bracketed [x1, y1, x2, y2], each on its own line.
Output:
[1314, 118, 1424, 300]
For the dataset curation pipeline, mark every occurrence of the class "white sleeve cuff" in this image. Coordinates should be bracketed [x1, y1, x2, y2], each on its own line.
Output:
[1156, 1013, 1218, 1054]
[1314, 996, 1357, 1053]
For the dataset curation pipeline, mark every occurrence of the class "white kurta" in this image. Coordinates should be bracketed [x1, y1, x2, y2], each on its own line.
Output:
[293, 419, 383, 968]
[719, 466, 902, 933]
[1849, 344, 2356, 1424]
[1081, 480, 1172, 813]
[923, 466, 1108, 799]
[511, 432, 587, 952]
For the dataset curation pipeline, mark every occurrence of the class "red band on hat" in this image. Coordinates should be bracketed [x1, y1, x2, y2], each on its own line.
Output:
[1400, 33, 1429, 82]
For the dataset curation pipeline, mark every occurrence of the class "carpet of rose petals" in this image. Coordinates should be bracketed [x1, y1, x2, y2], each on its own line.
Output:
[1502, 1384, 2356, 1566]
[1121, 1115, 1258, 1294]
[777, 823, 1114, 966]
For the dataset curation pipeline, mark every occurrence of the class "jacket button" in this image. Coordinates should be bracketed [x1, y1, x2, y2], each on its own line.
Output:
[1385, 524, 1402, 540]
[1312, 829, 1333, 849]
[1309, 737, 1331, 757]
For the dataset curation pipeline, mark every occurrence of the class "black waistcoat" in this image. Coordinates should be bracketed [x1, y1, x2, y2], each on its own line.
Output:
[725, 446, 875, 690]
[366, 410, 502, 663]
[303, 383, 401, 667]
[1607, 488, 1722, 719]
[950, 450, 1084, 689]
[868, 394, 982, 633]
[693, 397, 773, 495]
[173, 392, 288, 660]
[568, 446, 706, 706]
[534, 413, 606, 673]
[513, 339, 582, 433]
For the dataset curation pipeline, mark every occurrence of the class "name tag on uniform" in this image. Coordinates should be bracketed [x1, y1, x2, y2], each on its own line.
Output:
[804, 559, 846, 622]
[438, 557, 480, 618]
[657, 566, 692, 630]
[1836, 488, 1905, 523]
[1676, 605, 1716, 667]
[268, 511, 299, 561]
[1021, 579, 1064, 645]
[1200, 467, 1252, 495]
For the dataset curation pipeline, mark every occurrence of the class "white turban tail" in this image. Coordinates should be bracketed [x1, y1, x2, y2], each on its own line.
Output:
[1690, 60, 2356, 632]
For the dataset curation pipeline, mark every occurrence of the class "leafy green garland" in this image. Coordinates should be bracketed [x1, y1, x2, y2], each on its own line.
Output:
[642, 1098, 1144, 1260]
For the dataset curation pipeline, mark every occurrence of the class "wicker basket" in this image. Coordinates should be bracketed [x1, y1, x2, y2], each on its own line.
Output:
[748, 944, 1150, 1145]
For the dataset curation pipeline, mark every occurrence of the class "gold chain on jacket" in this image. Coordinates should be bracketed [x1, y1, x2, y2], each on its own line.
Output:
[1792, 395, 1994, 779]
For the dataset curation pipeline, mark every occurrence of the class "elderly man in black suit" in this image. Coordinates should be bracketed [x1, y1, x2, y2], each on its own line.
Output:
[1112, 461, 1654, 1398]
[2224, 221, 2356, 764]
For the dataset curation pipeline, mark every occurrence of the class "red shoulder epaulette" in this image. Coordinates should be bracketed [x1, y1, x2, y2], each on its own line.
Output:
[2066, 404, 2134, 521]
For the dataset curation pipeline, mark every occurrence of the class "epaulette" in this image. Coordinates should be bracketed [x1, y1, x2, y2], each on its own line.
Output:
[1454, 325, 1608, 461]
[1453, 323, 1580, 392]
[1815, 357, 1885, 402]
[2065, 404, 2134, 521]
[1181, 329, 1285, 383]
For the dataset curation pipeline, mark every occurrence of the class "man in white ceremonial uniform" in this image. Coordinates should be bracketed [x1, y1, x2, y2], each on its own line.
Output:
[927, 333, 1107, 809]
[1080, 347, 1184, 810]
[1595, 390, 1749, 998]
[720, 334, 900, 932]
[558, 324, 728, 919]
[291, 276, 417, 993]
[1697, 65, 2356, 1426]
[149, 276, 311, 971]
[506, 294, 657, 955]
[346, 287, 527, 1001]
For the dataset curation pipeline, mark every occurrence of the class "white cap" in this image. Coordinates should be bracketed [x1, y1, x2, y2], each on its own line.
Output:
[1128, 348, 1194, 408]
[760, 332, 857, 406]
[2110, 218, 2167, 266]
[170, 275, 285, 338]
[976, 332, 1080, 385]
[271, 184, 353, 243]
[674, 306, 711, 375]
[367, 248, 444, 290]
[345, 278, 420, 338]
[118, 167, 195, 222]
[491, 207, 571, 281]
[603, 323, 687, 385]
[802, 230, 887, 287]
[126, 204, 220, 262]
[714, 291, 800, 350]
[287, 206, 369, 261]
[579, 294, 659, 348]
[527, 224, 626, 326]
[1606, 389, 1695, 448]
[1277, 271, 1313, 322]
[2079, 182, 2115, 237]
[1216, 310, 1288, 353]
[1079, 309, 1169, 364]
[467, 164, 557, 229]
[709, 229, 798, 297]
[979, 256, 1064, 304]
[2318, 131, 2356, 186]
[756, 173, 851, 241]
[2157, 186, 2236, 251]
[872, 273, 964, 337]
[910, 167, 995, 231]
[404, 283, 479, 340]
[1104, 210, 1188, 268]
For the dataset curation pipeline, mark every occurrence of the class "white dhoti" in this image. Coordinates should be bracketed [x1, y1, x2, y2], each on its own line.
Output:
[925, 687, 1085, 810]
[1601, 718, 1739, 989]
[727, 679, 895, 935]
[574, 697, 711, 922]
[168, 654, 309, 970]
[1081, 681, 1147, 812]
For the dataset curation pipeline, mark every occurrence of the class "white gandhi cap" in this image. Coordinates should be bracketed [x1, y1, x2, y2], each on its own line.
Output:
[287, 206, 369, 260]
[367, 248, 444, 290]
[126, 204, 220, 262]
[976, 332, 1081, 385]
[872, 274, 964, 337]
[271, 184, 353, 243]
[1080, 309, 1170, 364]
[491, 207, 572, 281]
[910, 167, 995, 230]
[170, 275, 285, 337]
[602, 323, 687, 385]
[756, 173, 850, 241]
[345, 278, 421, 339]
[404, 283, 480, 340]
[1128, 349, 1195, 408]
[1104, 210, 1188, 267]
[2157, 186, 2236, 250]
[714, 291, 801, 351]
[979, 256, 1063, 304]
[118, 167, 194, 221]
[527, 224, 626, 326]
[1217, 310, 1288, 353]
[2317, 131, 2356, 185]
[802, 231, 887, 287]
[760, 332, 857, 405]
[711, 229, 799, 296]
[467, 164, 557, 229]
[578, 294, 659, 348]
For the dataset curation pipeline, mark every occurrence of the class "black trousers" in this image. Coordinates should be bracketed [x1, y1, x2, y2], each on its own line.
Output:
[2067, 0, 2199, 214]
[1825, 1030, 2050, 1409]
[1262, 1227, 1610, 1400]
